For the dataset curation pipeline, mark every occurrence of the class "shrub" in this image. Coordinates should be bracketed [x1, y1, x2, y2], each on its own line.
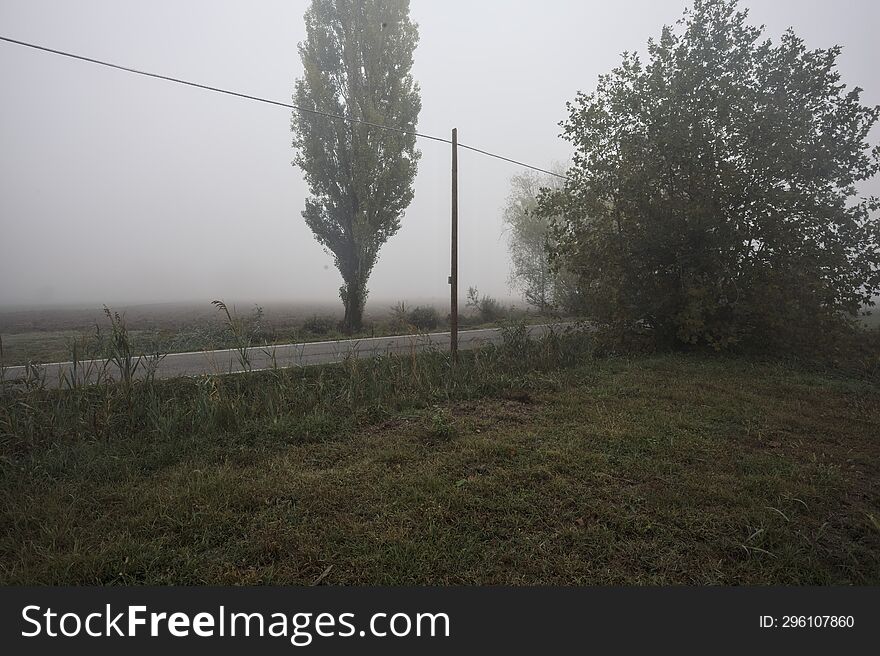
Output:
[466, 287, 505, 323]
[407, 306, 439, 331]
[302, 315, 335, 336]
[389, 301, 410, 332]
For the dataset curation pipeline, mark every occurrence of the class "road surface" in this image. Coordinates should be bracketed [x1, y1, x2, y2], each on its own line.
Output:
[3, 324, 573, 388]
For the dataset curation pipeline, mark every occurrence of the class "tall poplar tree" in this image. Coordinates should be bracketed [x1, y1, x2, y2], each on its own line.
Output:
[291, 0, 421, 333]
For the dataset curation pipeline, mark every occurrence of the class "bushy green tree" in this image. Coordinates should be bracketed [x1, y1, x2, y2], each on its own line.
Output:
[292, 0, 421, 333]
[540, 0, 880, 349]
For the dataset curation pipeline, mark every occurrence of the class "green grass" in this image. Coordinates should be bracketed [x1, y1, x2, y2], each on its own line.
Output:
[1, 336, 878, 584]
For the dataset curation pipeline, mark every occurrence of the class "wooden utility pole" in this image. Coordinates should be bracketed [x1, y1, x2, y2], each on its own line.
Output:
[450, 127, 459, 362]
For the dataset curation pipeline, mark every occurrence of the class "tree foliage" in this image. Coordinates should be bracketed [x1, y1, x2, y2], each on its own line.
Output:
[539, 0, 880, 350]
[292, 0, 421, 333]
[503, 167, 581, 314]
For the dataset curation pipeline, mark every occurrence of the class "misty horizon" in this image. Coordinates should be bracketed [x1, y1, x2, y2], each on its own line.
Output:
[2, 0, 879, 308]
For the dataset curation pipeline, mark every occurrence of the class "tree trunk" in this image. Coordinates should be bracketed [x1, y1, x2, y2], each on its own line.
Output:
[340, 277, 366, 334]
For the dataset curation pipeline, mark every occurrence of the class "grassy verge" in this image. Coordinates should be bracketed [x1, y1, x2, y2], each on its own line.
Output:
[1, 332, 878, 584]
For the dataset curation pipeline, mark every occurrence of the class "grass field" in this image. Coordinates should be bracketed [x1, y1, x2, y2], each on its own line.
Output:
[2, 332, 877, 585]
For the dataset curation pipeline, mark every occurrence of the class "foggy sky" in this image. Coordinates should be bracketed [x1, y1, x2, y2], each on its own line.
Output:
[1, 0, 878, 308]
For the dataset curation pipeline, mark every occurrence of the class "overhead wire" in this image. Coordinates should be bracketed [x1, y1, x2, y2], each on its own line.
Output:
[0, 35, 569, 180]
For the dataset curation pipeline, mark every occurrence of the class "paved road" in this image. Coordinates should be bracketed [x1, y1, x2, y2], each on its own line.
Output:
[3, 323, 573, 388]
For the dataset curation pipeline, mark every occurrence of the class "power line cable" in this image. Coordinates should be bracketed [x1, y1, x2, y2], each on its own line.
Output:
[0, 36, 449, 145]
[457, 143, 564, 179]
[0, 35, 568, 180]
